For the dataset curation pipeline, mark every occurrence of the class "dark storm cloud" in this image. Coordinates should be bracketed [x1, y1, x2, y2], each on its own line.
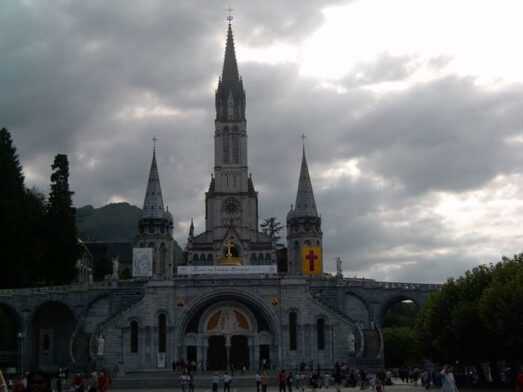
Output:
[2, 1, 523, 283]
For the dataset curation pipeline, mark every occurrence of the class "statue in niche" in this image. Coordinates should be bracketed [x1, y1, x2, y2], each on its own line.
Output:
[96, 333, 105, 356]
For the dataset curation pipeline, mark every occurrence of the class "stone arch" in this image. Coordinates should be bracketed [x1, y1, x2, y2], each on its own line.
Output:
[177, 289, 280, 369]
[345, 292, 371, 327]
[31, 301, 77, 369]
[378, 294, 420, 328]
[0, 303, 22, 368]
[178, 290, 279, 340]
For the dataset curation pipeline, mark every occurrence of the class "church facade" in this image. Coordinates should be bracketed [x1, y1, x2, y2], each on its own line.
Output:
[0, 22, 440, 373]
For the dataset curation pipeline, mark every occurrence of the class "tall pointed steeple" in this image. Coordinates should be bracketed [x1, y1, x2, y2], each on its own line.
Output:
[142, 142, 165, 219]
[215, 21, 246, 122]
[293, 143, 318, 217]
[222, 23, 240, 83]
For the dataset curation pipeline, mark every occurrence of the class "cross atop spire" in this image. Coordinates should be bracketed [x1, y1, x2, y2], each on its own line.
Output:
[226, 6, 234, 23]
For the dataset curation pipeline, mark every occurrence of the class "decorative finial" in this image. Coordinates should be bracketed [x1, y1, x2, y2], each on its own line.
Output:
[152, 136, 158, 154]
[226, 6, 234, 23]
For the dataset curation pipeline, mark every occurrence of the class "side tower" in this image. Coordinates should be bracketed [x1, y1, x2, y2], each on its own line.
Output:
[135, 145, 175, 277]
[287, 144, 323, 275]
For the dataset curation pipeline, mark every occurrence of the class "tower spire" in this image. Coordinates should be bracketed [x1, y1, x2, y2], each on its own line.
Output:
[293, 138, 318, 217]
[142, 141, 165, 218]
[222, 19, 240, 83]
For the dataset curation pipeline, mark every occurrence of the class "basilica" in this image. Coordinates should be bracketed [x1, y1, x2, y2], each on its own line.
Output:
[0, 22, 439, 374]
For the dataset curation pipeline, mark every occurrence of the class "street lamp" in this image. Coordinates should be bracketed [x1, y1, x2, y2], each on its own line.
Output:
[17, 331, 24, 375]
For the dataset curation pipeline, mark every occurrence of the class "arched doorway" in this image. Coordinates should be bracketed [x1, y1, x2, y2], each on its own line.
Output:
[205, 306, 253, 370]
[181, 295, 276, 371]
[0, 304, 21, 369]
[31, 302, 76, 370]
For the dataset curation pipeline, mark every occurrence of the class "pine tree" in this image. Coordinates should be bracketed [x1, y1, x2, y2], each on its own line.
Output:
[45, 154, 79, 284]
[0, 128, 27, 288]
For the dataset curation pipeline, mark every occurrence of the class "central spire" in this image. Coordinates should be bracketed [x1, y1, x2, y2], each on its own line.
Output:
[222, 22, 240, 83]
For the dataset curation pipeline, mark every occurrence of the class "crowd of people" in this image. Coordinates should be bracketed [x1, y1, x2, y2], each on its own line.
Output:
[0, 368, 111, 392]
[1, 364, 522, 392]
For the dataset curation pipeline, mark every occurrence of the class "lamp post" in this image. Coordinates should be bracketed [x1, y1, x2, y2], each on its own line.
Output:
[17, 331, 24, 375]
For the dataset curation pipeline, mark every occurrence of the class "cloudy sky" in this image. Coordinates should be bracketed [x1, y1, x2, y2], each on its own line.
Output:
[3, 0, 523, 283]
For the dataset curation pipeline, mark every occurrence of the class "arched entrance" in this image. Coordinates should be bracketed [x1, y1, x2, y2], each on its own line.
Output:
[0, 304, 21, 369]
[31, 302, 76, 370]
[181, 295, 277, 371]
[204, 306, 252, 370]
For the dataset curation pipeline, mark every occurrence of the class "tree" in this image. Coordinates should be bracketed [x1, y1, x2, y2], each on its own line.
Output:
[384, 327, 420, 368]
[415, 265, 494, 363]
[383, 301, 420, 367]
[45, 154, 79, 284]
[479, 254, 523, 360]
[260, 217, 283, 248]
[0, 128, 34, 288]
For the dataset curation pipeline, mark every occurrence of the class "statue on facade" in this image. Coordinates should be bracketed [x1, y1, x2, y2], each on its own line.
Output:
[348, 331, 356, 353]
[97, 333, 105, 356]
[336, 257, 343, 277]
[112, 256, 119, 280]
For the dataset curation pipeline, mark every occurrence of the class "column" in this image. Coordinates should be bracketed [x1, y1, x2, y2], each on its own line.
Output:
[202, 337, 208, 371]
[248, 336, 254, 370]
[254, 336, 260, 371]
[225, 335, 231, 370]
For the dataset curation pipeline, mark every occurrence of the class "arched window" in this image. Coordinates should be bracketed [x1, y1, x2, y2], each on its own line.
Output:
[317, 318, 325, 350]
[223, 127, 230, 164]
[158, 314, 167, 353]
[207, 254, 213, 263]
[289, 312, 297, 351]
[130, 321, 139, 353]
[193, 254, 199, 264]
[160, 243, 167, 275]
[232, 132, 240, 164]
[265, 254, 271, 263]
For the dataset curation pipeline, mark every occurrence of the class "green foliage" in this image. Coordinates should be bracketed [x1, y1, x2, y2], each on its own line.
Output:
[44, 154, 80, 285]
[415, 254, 523, 362]
[479, 255, 523, 360]
[0, 128, 48, 288]
[383, 301, 418, 328]
[383, 301, 420, 367]
[384, 326, 420, 367]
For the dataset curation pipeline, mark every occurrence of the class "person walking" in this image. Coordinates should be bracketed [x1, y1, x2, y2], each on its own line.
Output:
[261, 371, 269, 392]
[278, 369, 288, 392]
[440, 366, 458, 392]
[287, 371, 294, 392]
[188, 372, 195, 392]
[212, 372, 219, 392]
[0, 369, 7, 392]
[256, 371, 262, 392]
[515, 366, 523, 392]
[223, 371, 232, 392]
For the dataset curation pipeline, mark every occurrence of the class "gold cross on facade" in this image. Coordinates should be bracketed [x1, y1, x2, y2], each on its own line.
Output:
[224, 239, 235, 257]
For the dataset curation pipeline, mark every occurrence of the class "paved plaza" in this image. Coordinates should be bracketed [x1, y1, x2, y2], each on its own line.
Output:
[113, 386, 505, 392]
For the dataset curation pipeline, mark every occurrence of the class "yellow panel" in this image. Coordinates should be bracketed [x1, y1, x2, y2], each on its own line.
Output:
[302, 246, 322, 275]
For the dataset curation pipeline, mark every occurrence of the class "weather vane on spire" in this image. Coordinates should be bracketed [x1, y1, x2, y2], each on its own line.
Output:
[226, 5, 234, 23]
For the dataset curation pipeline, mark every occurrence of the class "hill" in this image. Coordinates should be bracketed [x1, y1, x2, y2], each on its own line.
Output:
[76, 202, 142, 242]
